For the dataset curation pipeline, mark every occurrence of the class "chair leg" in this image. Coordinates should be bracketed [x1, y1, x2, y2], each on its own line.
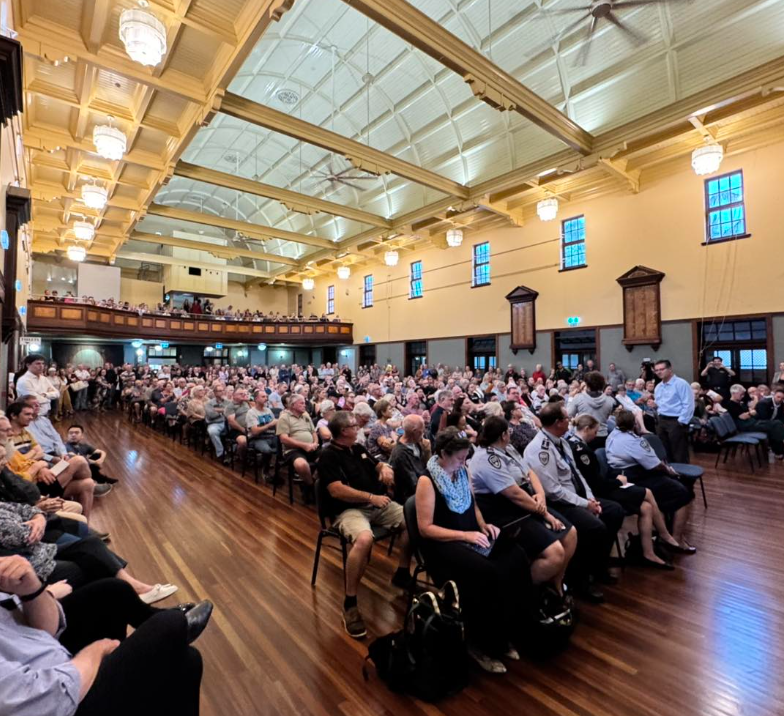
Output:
[746, 445, 755, 473]
[288, 467, 295, 505]
[699, 476, 708, 509]
[387, 532, 396, 556]
[341, 539, 348, 592]
[715, 448, 721, 469]
[311, 532, 325, 586]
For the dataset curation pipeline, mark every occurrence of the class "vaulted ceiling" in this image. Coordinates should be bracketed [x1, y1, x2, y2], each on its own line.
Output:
[22, 0, 784, 284]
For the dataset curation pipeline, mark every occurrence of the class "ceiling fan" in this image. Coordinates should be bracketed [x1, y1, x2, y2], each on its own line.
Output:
[312, 161, 379, 192]
[545, 0, 682, 65]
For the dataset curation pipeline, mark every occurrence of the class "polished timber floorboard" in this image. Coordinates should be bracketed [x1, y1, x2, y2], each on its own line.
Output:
[69, 412, 784, 716]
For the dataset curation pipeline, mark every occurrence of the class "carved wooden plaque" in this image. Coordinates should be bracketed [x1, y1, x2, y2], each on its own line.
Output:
[616, 266, 665, 349]
[505, 285, 539, 352]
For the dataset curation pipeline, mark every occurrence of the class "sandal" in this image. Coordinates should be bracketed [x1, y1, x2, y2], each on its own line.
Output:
[467, 646, 507, 674]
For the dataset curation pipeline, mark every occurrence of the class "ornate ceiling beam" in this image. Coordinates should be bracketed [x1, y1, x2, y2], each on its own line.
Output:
[130, 231, 300, 266]
[146, 203, 337, 250]
[174, 161, 392, 228]
[340, 0, 593, 155]
[218, 92, 470, 199]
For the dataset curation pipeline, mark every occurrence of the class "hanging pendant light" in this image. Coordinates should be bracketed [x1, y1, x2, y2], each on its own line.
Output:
[93, 118, 127, 160]
[691, 144, 724, 176]
[337, 266, 351, 280]
[537, 197, 559, 222]
[302, 277, 315, 290]
[81, 182, 108, 210]
[446, 228, 463, 247]
[73, 220, 95, 242]
[119, 2, 167, 67]
[384, 250, 399, 267]
[66, 245, 87, 262]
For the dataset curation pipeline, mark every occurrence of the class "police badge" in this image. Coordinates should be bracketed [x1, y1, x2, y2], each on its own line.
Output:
[488, 454, 502, 469]
[539, 451, 550, 466]
[580, 454, 590, 465]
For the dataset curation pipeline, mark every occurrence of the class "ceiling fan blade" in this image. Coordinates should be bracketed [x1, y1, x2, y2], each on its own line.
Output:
[554, 12, 592, 44]
[542, 5, 593, 14]
[614, 0, 694, 6]
[606, 12, 647, 45]
[575, 15, 598, 66]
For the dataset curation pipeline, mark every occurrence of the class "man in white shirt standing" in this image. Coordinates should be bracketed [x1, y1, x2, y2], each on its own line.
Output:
[653, 359, 695, 463]
[15, 354, 60, 417]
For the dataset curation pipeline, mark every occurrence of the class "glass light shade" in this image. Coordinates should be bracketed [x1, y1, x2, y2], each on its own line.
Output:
[446, 228, 463, 247]
[691, 144, 724, 176]
[81, 183, 108, 209]
[537, 197, 559, 222]
[337, 266, 351, 280]
[258, 343, 267, 351]
[136, 348, 145, 357]
[93, 124, 127, 160]
[66, 245, 87, 262]
[119, 7, 167, 67]
[384, 250, 399, 267]
[73, 221, 94, 241]
[302, 277, 315, 290]
[28, 343, 41, 352]
[132, 340, 143, 348]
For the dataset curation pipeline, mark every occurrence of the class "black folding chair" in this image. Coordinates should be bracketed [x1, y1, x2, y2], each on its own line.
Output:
[644, 433, 707, 508]
[709, 415, 760, 473]
[594, 448, 625, 566]
[311, 478, 397, 587]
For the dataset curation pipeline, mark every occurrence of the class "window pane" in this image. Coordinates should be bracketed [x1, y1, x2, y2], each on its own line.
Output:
[714, 350, 732, 367]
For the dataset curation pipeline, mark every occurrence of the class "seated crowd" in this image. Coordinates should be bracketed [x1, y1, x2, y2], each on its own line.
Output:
[6, 351, 782, 690]
[37, 292, 343, 323]
[0, 353, 215, 716]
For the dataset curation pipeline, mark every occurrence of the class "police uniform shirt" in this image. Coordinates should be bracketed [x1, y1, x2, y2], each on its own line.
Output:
[605, 430, 660, 471]
[523, 429, 594, 508]
[468, 445, 533, 496]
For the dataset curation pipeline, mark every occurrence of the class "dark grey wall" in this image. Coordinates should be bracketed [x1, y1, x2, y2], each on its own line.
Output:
[498, 331, 553, 375]
[337, 345, 357, 374]
[377, 342, 405, 369]
[428, 338, 465, 368]
[179, 345, 204, 365]
[599, 322, 694, 382]
[773, 316, 784, 372]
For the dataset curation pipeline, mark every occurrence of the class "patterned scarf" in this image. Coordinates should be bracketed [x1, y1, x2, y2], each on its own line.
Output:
[427, 455, 472, 514]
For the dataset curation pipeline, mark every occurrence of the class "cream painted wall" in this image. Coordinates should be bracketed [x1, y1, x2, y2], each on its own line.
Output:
[120, 278, 164, 306]
[309, 139, 784, 344]
[211, 281, 291, 314]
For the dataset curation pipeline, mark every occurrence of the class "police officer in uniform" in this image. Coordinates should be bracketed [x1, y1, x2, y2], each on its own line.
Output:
[570, 414, 683, 569]
[523, 403, 624, 603]
[469, 416, 577, 614]
[605, 410, 697, 554]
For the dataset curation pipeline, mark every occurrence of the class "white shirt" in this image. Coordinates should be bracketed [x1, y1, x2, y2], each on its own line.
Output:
[15, 373, 59, 416]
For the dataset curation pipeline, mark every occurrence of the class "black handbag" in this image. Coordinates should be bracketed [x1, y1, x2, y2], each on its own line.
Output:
[363, 581, 468, 702]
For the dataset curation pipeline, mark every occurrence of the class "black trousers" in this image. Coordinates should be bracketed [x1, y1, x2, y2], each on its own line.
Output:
[548, 498, 624, 583]
[657, 416, 690, 463]
[61, 579, 203, 716]
[50, 536, 127, 590]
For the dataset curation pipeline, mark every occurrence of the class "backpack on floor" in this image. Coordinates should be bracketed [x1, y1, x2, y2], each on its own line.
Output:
[363, 581, 468, 702]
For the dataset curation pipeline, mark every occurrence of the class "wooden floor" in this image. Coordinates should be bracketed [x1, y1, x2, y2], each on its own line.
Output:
[69, 412, 784, 716]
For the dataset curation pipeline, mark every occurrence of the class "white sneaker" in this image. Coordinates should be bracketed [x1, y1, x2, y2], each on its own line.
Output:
[467, 645, 507, 674]
[139, 583, 178, 604]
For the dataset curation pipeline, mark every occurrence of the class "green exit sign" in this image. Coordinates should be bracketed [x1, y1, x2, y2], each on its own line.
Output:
[566, 316, 581, 326]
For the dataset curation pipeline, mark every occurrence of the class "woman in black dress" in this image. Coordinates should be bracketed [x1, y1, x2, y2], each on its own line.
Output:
[416, 427, 529, 675]
[569, 415, 680, 569]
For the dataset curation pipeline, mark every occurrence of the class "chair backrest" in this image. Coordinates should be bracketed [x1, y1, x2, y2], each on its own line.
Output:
[709, 415, 730, 439]
[643, 433, 668, 463]
[404, 495, 426, 567]
[595, 448, 610, 480]
[606, 416, 617, 434]
[721, 411, 738, 436]
[313, 478, 332, 528]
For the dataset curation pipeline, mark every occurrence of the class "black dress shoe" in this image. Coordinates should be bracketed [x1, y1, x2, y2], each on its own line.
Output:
[640, 557, 675, 571]
[100, 475, 119, 485]
[172, 602, 197, 613]
[597, 571, 619, 586]
[576, 584, 605, 604]
[185, 600, 214, 644]
[667, 543, 697, 555]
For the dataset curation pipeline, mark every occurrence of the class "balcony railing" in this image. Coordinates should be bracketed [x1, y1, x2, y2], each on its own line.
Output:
[26, 301, 353, 344]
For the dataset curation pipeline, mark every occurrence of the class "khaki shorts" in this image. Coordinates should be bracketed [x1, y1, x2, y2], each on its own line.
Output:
[334, 501, 405, 543]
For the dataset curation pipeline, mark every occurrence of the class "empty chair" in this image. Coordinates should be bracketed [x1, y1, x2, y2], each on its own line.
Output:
[708, 415, 759, 473]
[644, 433, 707, 509]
